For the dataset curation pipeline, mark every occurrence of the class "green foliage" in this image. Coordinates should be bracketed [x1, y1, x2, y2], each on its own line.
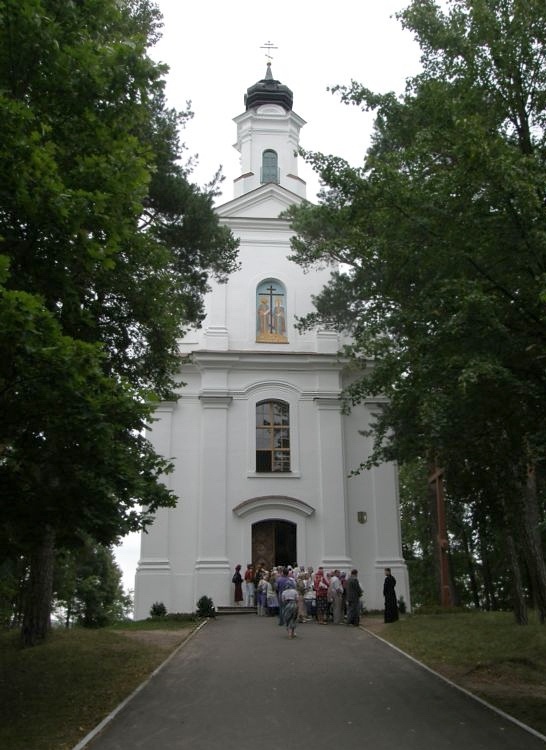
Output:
[399, 459, 440, 607]
[0, 284, 176, 551]
[54, 541, 132, 628]
[0, 0, 239, 643]
[196, 595, 216, 618]
[287, 0, 546, 616]
[0, 0, 238, 397]
[0, 556, 26, 628]
[149, 601, 167, 618]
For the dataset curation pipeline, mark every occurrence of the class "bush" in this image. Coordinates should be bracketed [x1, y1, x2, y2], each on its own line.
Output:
[196, 595, 215, 618]
[149, 601, 167, 618]
[398, 596, 407, 614]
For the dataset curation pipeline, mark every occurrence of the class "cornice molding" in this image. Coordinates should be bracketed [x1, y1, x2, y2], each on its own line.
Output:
[189, 350, 347, 373]
[233, 495, 315, 518]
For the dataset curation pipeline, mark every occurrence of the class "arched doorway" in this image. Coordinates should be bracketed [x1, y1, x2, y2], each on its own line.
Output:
[252, 520, 296, 570]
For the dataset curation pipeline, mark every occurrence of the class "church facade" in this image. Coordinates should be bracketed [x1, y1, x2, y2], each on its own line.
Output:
[133, 65, 410, 618]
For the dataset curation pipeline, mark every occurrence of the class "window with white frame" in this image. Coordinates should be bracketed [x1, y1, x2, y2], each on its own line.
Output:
[261, 149, 279, 183]
[256, 400, 290, 472]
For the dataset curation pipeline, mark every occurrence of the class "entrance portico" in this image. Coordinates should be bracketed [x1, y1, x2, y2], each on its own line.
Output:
[233, 494, 315, 572]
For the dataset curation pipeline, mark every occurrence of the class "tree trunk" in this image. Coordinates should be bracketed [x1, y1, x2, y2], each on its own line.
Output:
[480, 552, 498, 611]
[428, 466, 456, 606]
[461, 527, 480, 609]
[520, 467, 546, 624]
[22, 526, 56, 647]
[505, 528, 528, 625]
[477, 513, 499, 611]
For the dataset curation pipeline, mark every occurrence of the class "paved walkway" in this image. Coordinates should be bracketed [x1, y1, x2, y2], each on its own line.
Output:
[81, 615, 545, 749]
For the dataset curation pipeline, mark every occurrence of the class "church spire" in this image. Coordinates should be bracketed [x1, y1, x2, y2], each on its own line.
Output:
[233, 58, 306, 199]
[244, 63, 293, 112]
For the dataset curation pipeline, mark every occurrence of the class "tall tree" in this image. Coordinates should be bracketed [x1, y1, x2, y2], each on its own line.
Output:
[287, 0, 546, 621]
[0, 0, 238, 644]
[55, 541, 132, 628]
[0, 279, 176, 643]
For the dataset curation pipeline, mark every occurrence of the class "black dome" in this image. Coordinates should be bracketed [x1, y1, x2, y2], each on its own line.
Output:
[244, 63, 293, 112]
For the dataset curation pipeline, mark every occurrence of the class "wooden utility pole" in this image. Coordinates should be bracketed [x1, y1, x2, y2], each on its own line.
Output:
[428, 465, 453, 607]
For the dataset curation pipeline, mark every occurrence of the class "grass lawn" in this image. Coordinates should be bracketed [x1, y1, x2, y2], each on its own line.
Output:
[0, 621, 196, 750]
[365, 610, 546, 737]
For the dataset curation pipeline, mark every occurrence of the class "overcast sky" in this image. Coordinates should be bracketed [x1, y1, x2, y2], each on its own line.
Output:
[114, 0, 423, 598]
[151, 0, 423, 203]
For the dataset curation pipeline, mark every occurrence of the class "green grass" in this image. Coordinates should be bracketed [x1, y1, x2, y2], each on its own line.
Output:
[370, 611, 546, 736]
[108, 614, 197, 630]
[0, 622, 195, 750]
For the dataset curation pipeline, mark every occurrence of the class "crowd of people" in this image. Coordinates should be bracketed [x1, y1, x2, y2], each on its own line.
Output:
[232, 563, 399, 638]
[232, 563, 398, 638]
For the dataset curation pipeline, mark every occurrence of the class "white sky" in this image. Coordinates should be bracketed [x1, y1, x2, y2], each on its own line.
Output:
[114, 0, 422, 601]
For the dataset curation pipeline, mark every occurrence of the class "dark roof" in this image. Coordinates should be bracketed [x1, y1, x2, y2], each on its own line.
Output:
[244, 63, 293, 112]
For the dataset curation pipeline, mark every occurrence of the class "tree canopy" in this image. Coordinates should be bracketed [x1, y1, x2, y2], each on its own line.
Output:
[0, 0, 239, 643]
[287, 0, 546, 621]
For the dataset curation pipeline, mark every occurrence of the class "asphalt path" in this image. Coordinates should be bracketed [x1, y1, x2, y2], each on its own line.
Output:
[82, 614, 546, 750]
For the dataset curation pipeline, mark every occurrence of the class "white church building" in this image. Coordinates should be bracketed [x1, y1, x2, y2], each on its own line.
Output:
[133, 64, 409, 618]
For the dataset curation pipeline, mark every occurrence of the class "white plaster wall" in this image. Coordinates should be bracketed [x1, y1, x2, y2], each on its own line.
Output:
[342, 404, 410, 612]
[195, 229, 336, 353]
[135, 353, 408, 618]
[233, 106, 306, 198]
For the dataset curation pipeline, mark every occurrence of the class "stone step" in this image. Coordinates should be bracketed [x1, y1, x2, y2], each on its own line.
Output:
[216, 606, 257, 615]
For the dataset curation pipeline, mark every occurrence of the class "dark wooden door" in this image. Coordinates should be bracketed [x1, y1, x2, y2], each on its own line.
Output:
[252, 520, 296, 569]
[252, 521, 275, 570]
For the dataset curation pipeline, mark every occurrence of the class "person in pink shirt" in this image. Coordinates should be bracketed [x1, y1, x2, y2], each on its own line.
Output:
[314, 566, 329, 624]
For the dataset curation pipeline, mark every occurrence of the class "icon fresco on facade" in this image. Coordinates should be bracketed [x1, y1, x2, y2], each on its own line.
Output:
[256, 280, 288, 343]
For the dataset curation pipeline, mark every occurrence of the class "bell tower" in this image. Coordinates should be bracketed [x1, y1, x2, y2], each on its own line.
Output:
[232, 63, 307, 199]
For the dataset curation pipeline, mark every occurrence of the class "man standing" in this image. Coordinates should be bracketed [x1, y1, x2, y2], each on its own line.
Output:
[329, 569, 344, 624]
[346, 569, 363, 626]
[383, 567, 399, 623]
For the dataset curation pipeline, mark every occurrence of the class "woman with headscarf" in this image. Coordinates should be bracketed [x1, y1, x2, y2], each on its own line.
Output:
[281, 577, 299, 639]
[266, 571, 279, 616]
[256, 572, 269, 616]
[314, 567, 329, 624]
[232, 564, 243, 606]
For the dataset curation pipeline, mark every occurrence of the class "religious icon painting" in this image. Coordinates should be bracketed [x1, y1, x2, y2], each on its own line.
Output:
[256, 279, 288, 343]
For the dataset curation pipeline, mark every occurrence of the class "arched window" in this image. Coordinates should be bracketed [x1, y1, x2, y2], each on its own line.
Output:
[261, 149, 279, 184]
[256, 400, 290, 473]
[256, 279, 287, 343]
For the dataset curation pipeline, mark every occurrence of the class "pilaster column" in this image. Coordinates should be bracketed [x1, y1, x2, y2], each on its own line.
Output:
[135, 402, 175, 618]
[315, 398, 352, 569]
[139, 402, 175, 565]
[196, 394, 232, 568]
[204, 282, 228, 350]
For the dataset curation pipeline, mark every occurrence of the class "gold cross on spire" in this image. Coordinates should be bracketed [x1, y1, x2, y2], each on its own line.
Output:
[260, 41, 278, 63]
